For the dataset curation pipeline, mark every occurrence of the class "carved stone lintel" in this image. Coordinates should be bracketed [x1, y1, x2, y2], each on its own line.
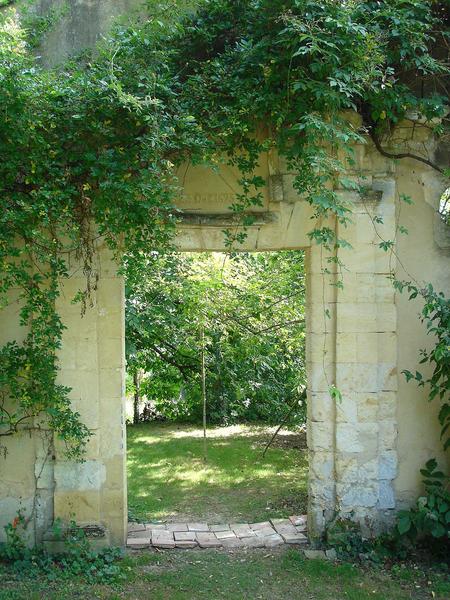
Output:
[176, 211, 278, 227]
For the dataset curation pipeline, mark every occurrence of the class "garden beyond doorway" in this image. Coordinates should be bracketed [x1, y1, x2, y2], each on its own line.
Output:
[125, 251, 308, 532]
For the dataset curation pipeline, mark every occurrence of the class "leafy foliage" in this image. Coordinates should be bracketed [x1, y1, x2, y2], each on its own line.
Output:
[0, 0, 448, 454]
[0, 516, 125, 584]
[396, 459, 450, 542]
[126, 251, 306, 425]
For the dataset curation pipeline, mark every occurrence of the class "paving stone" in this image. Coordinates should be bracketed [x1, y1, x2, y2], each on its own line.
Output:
[221, 537, 244, 548]
[210, 524, 230, 532]
[196, 532, 222, 548]
[281, 532, 308, 545]
[174, 531, 197, 542]
[175, 540, 198, 549]
[272, 523, 298, 536]
[151, 531, 175, 549]
[167, 523, 188, 532]
[239, 536, 265, 548]
[128, 518, 308, 551]
[270, 518, 292, 527]
[254, 527, 277, 538]
[128, 523, 146, 533]
[289, 515, 307, 527]
[250, 521, 272, 531]
[232, 525, 256, 538]
[127, 537, 151, 549]
[129, 529, 156, 539]
[264, 534, 284, 547]
[187, 523, 210, 532]
[215, 530, 237, 540]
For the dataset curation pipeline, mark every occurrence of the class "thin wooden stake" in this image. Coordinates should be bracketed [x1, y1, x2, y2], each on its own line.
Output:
[200, 323, 207, 462]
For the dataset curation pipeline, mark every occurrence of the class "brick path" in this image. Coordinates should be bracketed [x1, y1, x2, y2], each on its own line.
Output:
[127, 516, 307, 550]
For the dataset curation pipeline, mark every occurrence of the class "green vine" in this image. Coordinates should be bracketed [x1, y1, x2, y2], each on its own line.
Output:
[0, 0, 448, 459]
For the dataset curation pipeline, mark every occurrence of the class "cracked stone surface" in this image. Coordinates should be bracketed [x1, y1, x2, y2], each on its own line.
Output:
[127, 516, 307, 550]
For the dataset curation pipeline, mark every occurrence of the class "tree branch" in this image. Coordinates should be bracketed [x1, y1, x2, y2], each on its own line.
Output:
[369, 129, 445, 174]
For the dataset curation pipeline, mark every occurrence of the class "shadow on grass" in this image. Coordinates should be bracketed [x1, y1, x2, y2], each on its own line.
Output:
[127, 423, 308, 524]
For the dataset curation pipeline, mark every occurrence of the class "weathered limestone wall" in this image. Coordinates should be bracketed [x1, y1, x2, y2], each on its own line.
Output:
[395, 158, 449, 507]
[53, 244, 127, 546]
[31, 0, 145, 68]
[0, 244, 127, 547]
[0, 1, 448, 545]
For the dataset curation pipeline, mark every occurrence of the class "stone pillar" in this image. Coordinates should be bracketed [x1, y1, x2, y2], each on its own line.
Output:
[305, 243, 337, 538]
[52, 244, 127, 547]
[334, 182, 398, 532]
[306, 181, 399, 537]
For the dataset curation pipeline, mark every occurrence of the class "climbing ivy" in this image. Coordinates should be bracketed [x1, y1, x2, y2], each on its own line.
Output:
[0, 1, 448, 457]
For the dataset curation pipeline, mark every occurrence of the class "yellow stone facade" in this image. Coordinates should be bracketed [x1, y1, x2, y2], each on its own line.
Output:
[2, 122, 448, 547]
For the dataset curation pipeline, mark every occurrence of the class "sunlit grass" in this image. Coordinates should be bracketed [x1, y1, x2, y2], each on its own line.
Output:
[127, 423, 308, 523]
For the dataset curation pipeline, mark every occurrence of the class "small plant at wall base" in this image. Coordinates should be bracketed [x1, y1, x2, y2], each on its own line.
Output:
[396, 459, 450, 543]
[0, 516, 126, 584]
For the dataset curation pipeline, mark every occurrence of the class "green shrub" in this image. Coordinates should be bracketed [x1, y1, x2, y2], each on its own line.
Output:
[396, 460, 450, 543]
[0, 517, 126, 585]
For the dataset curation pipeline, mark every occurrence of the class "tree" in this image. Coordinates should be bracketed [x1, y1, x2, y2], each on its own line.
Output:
[125, 251, 307, 425]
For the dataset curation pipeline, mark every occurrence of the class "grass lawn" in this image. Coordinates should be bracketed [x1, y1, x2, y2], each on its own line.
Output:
[1, 547, 449, 600]
[127, 422, 308, 524]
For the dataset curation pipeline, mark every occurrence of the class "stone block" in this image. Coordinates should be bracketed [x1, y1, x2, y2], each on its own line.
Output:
[250, 522, 271, 531]
[210, 524, 230, 532]
[174, 531, 196, 541]
[309, 393, 334, 422]
[378, 392, 396, 420]
[379, 421, 397, 450]
[196, 532, 222, 548]
[221, 537, 244, 548]
[379, 481, 396, 509]
[336, 457, 378, 483]
[167, 523, 188, 532]
[309, 421, 334, 452]
[97, 278, 124, 311]
[283, 532, 308, 545]
[377, 363, 398, 391]
[254, 527, 277, 538]
[239, 536, 265, 548]
[356, 394, 379, 422]
[54, 461, 106, 492]
[232, 525, 255, 538]
[129, 529, 153, 539]
[337, 483, 378, 508]
[306, 332, 335, 362]
[336, 363, 378, 393]
[187, 523, 209, 532]
[215, 530, 237, 540]
[379, 451, 398, 480]
[309, 451, 334, 481]
[336, 395, 358, 423]
[151, 531, 175, 549]
[308, 362, 336, 393]
[264, 534, 284, 547]
[98, 337, 124, 370]
[128, 523, 146, 534]
[336, 422, 378, 453]
[176, 540, 198, 548]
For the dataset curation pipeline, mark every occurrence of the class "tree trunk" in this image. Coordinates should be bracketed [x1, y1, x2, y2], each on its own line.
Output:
[133, 371, 140, 425]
